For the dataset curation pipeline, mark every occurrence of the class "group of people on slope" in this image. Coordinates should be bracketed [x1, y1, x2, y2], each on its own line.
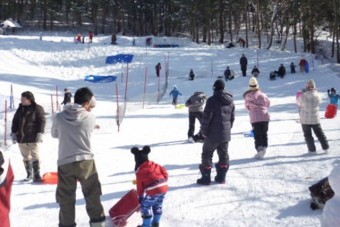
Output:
[185, 77, 329, 186]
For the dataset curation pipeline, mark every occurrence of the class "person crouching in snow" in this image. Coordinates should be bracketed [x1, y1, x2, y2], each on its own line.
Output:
[131, 146, 168, 227]
[243, 77, 270, 160]
[169, 85, 182, 107]
[0, 150, 14, 227]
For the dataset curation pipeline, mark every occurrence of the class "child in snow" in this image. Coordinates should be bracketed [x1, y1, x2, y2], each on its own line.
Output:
[290, 62, 296, 74]
[251, 65, 260, 77]
[169, 85, 182, 106]
[244, 77, 271, 160]
[189, 69, 195, 80]
[131, 146, 168, 227]
[0, 150, 14, 227]
[327, 88, 340, 105]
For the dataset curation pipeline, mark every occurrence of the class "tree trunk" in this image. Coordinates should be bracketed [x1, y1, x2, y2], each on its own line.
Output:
[267, 0, 279, 49]
[244, 0, 249, 48]
[218, 0, 224, 44]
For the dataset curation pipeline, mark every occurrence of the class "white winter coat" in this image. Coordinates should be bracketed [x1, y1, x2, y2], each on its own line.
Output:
[297, 89, 321, 124]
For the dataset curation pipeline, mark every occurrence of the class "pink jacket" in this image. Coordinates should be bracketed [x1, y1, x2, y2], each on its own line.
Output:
[244, 89, 270, 123]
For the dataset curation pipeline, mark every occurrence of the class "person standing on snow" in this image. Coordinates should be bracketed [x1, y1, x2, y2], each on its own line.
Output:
[185, 91, 207, 142]
[197, 79, 235, 185]
[11, 91, 46, 182]
[169, 85, 182, 107]
[51, 87, 106, 227]
[155, 62, 161, 77]
[240, 54, 248, 77]
[243, 77, 270, 160]
[0, 150, 14, 227]
[297, 80, 329, 154]
[327, 88, 340, 105]
[61, 88, 72, 106]
[131, 146, 168, 227]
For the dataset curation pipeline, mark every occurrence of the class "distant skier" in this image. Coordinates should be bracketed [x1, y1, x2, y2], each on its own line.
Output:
[155, 63, 161, 77]
[169, 85, 182, 107]
[131, 146, 168, 227]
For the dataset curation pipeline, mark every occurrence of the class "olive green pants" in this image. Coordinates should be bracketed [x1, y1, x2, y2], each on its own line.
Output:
[56, 160, 105, 227]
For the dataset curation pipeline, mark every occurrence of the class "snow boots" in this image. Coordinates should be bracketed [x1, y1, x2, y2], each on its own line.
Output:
[137, 215, 152, 227]
[214, 163, 229, 184]
[23, 160, 33, 182]
[197, 164, 211, 185]
[32, 160, 42, 182]
[89, 221, 105, 227]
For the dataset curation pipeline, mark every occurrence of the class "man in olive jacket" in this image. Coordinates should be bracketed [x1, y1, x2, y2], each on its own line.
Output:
[11, 91, 46, 182]
[197, 79, 235, 185]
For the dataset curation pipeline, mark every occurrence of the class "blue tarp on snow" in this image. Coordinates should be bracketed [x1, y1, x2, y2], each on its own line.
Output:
[85, 75, 117, 83]
[106, 54, 134, 64]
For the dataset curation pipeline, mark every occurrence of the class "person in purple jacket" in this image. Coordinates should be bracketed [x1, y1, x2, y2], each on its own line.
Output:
[244, 77, 271, 160]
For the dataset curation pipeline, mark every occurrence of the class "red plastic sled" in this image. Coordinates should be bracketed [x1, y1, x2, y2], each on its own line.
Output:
[325, 104, 337, 119]
[42, 172, 58, 184]
[109, 189, 141, 227]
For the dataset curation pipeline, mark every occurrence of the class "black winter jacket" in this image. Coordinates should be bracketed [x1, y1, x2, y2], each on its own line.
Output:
[200, 91, 235, 142]
[11, 103, 46, 143]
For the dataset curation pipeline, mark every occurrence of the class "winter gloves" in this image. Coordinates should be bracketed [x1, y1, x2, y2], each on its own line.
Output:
[11, 133, 17, 144]
[36, 133, 43, 143]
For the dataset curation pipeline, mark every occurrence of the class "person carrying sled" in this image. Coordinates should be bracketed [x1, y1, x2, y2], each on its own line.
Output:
[197, 79, 235, 185]
[243, 77, 271, 160]
[189, 69, 195, 80]
[0, 150, 14, 227]
[155, 63, 161, 77]
[11, 91, 46, 182]
[277, 64, 286, 78]
[296, 80, 329, 154]
[131, 146, 168, 227]
[169, 85, 182, 107]
[185, 91, 207, 143]
[61, 88, 72, 106]
[251, 65, 260, 77]
[327, 88, 340, 105]
[51, 87, 106, 227]
[240, 54, 248, 77]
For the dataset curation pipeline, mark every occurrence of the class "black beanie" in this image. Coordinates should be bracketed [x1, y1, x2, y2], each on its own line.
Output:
[213, 79, 225, 91]
[131, 146, 151, 171]
[21, 91, 35, 103]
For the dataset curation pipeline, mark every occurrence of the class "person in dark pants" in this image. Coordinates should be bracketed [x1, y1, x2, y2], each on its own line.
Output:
[11, 91, 46, 182]
[155, 63, 161, 77]
[290, 62, 296, 74]
[240, 54, 248, 77]
[61, 88, 72, 105]
[197, 79, 235, 185]
[188, 69, 195, 80]
[185, 92, 207, 142]
[277, 64, 286, 78]
[51, 87, 105, 227]
[244, 77, 271, 160]
[297, 80, 329, 154]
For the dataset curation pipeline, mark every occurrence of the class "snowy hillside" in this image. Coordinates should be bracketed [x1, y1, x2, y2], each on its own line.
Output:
[0, 33, 339, 227]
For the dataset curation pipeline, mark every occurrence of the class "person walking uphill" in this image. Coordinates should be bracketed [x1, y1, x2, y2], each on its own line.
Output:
[51, 87, 106, 227]
[169, 85, 182, 107]
[297, 80, 329, 154]
[11, 91, 46, 182]
[197, 79, 235, 185]
[61, 88, 72, 106]
[244, 77, 271, 160]
[240, 54, 248, 77]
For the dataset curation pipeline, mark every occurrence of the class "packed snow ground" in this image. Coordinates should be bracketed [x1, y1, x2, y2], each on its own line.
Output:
[0, 32, 340, 227]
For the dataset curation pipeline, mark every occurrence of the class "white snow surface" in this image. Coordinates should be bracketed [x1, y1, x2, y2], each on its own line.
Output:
[0, 33, 340, 227]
